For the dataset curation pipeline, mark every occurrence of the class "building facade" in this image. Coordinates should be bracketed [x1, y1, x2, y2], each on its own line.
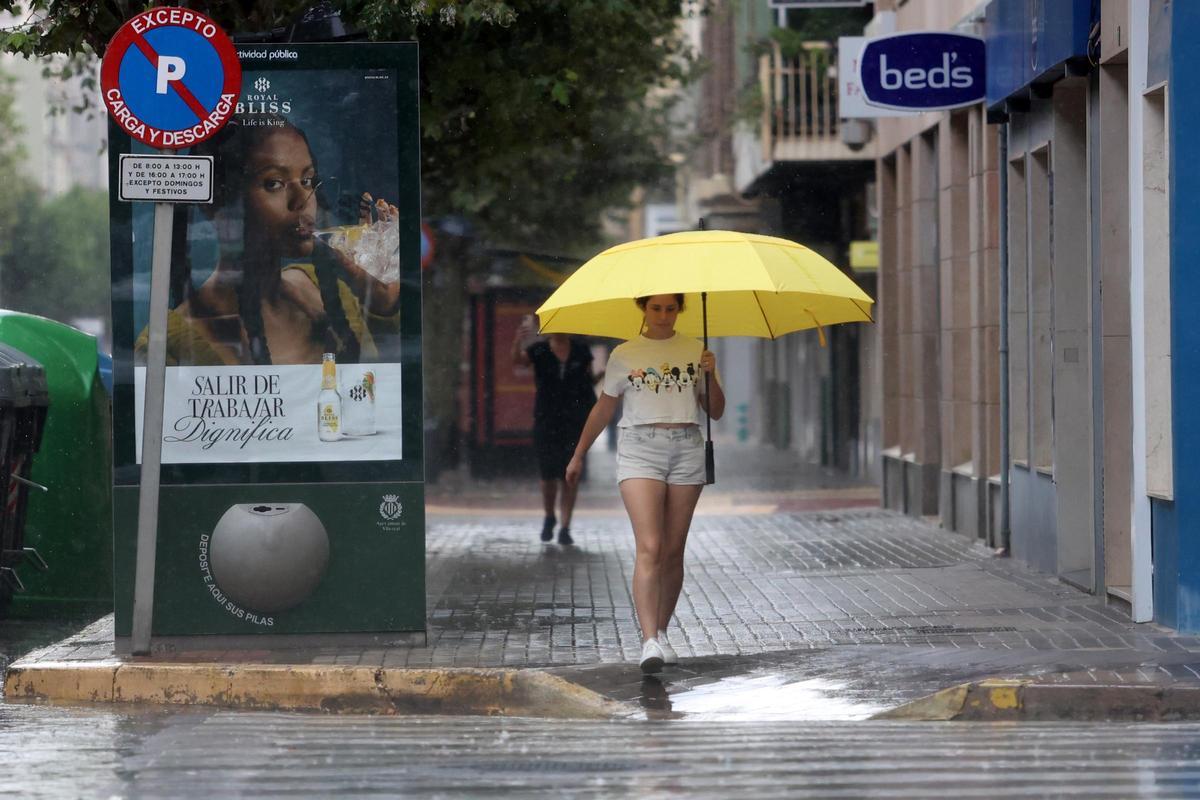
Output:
[676, 0, 880, 478]
[870, 0, 1200, 632]
[1159, 0, 1200, 631]
[1, 51, 106, 196]
[875, 0, 1002, 548]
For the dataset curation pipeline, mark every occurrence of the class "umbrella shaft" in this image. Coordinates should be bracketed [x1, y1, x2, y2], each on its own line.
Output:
[702, 291, 713, 483]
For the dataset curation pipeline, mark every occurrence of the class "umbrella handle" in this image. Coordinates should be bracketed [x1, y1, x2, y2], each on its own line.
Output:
[703, 291, 714, 485]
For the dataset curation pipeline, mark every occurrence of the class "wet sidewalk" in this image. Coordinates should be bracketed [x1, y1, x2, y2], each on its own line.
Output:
[7, 445, 1200, 720]
[424, 442, 880, 515]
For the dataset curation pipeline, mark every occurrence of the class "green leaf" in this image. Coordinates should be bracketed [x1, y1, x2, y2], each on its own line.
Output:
[7, 0, 695, 252]
[550, 81, 569, 107]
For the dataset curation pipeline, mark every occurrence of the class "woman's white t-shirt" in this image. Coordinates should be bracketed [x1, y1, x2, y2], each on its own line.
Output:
[603, 334, 707, 428]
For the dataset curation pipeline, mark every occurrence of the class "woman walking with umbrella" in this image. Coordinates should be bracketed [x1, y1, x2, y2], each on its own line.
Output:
[542, 228, 874, 673]
[565, 293, 724, 673]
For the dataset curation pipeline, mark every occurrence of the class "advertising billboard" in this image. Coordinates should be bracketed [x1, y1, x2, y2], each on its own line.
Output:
[108, 43, 424, 640]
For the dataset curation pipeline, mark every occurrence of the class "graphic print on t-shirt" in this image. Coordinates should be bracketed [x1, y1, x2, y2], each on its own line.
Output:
[604, 334, 708, 428]
[626, 361, 698, 393]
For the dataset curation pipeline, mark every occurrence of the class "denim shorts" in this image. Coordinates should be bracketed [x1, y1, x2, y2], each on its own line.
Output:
[616, 425, 705, 485]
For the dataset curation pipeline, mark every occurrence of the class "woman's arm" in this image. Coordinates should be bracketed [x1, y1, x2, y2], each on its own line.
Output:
[564, 392, 619, 486]
[697, 349, 725, 420]
[586, 347, 604, 384]
[326, 195, 403, 317]
[331, 249, 401, 317]
[512, 317, 535, 367]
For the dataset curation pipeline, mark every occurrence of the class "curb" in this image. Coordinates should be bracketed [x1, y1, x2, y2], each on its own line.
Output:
[874, 679, 1200, 722]
[3, 659, 621, 718]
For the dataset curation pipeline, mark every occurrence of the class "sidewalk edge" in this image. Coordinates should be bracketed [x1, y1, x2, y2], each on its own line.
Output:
[874, 679, 1200, 721]
[3, 660, 623, 719]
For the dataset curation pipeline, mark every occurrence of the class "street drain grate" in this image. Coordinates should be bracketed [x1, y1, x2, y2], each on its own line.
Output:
[841, 625, 1017, 636]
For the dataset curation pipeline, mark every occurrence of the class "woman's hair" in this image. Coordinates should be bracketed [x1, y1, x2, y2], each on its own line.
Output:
[173, 115, 361, 365]
[635, 293, 686, 312]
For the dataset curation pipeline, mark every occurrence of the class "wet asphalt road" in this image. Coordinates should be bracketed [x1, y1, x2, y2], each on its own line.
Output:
[8, 448, 1200, 797]
[6, 703, 1200, 798]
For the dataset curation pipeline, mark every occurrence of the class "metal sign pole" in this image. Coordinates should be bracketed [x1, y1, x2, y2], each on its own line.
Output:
[101, 7, 239, 654]
[130, 198, 175, 655]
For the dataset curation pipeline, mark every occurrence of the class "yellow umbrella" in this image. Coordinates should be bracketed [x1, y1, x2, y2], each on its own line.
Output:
[535, 229, 875, 484]
[535, 229, 874, 342]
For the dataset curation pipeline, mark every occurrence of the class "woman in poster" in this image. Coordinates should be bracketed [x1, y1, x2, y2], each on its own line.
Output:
[136, 116, 400, 366]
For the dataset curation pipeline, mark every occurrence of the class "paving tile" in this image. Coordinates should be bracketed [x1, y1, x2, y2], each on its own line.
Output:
[15, 504, 1200, 699]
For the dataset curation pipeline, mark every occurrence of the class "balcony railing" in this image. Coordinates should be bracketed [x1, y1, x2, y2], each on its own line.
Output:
[758, 40, 871, 163]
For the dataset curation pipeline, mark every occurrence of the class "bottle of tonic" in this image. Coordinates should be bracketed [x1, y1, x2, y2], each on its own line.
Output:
[317, 352, 341, 442]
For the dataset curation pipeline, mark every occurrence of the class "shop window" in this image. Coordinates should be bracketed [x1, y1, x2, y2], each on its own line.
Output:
[1143, 86, 1173, 499]
[944, 111, 971, 469]
[879, 155, 900, 451]
[1029, 145, 1054, 472]
[1008, 155, 1029, 466]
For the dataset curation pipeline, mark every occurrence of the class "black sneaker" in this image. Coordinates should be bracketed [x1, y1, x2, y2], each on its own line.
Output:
[557, 526, 574, 546]
[541, 516, 556, 542]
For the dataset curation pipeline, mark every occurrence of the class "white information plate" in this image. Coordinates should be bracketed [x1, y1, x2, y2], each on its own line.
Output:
[119, 154, 214, 203]
[134, 363, 404, 464]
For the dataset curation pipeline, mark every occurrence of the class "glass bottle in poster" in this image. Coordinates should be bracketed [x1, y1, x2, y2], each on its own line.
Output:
[342, 369, 376, 436]
[318, 353, 341, 441]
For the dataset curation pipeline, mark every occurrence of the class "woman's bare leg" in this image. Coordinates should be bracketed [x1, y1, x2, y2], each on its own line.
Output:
[558, 478, 579, 528]
[658, 483, 702, 631]
[540, 479, 558, 518]
[619, 478, 668, 641]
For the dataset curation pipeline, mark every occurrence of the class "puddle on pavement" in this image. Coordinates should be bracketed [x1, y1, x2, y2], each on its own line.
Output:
[636, 671, 888, 722]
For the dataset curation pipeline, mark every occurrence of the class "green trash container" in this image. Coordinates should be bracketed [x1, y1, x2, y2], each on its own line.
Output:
[0, 342, 50, 609]
[0, 311, 112, 614]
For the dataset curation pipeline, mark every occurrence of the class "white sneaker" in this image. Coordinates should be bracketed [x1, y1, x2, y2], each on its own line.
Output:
[639, 638, 665, 674]
[657, 630, 678, 664]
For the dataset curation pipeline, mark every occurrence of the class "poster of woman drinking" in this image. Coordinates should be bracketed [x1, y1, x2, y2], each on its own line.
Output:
[111, 45, 421, 466]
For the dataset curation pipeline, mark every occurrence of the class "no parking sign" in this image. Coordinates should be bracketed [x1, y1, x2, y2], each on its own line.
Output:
[100, 6, 243, 654]
[106, 40, 425, 653]
[101, 7, 241, 149]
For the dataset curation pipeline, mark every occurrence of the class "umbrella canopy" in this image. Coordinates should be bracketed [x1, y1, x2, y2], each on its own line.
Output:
[535, 230, 875, 340]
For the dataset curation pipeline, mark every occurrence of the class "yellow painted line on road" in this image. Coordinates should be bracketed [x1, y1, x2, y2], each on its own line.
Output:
[875, 679, 1031, 721]
[426, 496, 876, 517]
[426, 505, 625, 518]
[872, 683, 969, 721]
[3, 659, 122, 704]
[425, 485, 877, 520]
[425, 503, 783, 517]
[723, 488, 880, 500]
[982, 679, 1023, 711]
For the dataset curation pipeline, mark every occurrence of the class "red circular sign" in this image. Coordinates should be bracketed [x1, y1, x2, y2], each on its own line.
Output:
[101, 7, 241, 149]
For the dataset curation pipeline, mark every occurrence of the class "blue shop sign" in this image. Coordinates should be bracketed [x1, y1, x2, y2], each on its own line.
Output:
[859, 32, 986, 111]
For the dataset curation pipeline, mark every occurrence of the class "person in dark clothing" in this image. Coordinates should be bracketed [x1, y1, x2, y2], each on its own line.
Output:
[512, 316, 598, 544]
